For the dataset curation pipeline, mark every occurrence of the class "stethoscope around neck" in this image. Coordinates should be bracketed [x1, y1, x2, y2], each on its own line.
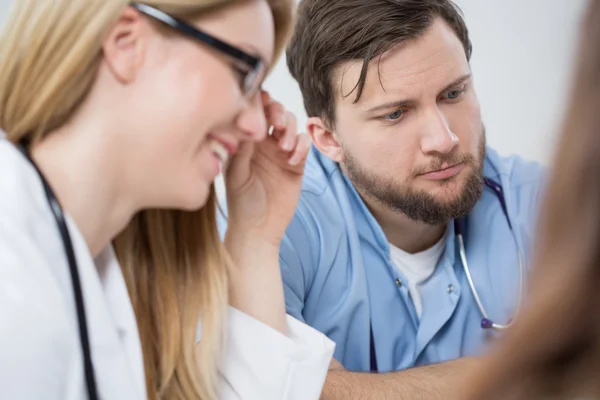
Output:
[369, 177, 526, 372]
[455, 177, 526, 331]
[19, 145, 99, 400]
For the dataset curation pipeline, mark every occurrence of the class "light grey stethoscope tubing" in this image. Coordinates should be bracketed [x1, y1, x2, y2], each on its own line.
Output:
[457, 230, 525, 331]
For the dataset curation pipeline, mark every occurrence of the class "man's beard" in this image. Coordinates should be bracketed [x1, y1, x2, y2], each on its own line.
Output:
[343, 135, 486, 226]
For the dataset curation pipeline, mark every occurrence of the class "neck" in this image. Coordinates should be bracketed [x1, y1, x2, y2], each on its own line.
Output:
[359, 191, 446, 254]
[31, 123, 135, 258]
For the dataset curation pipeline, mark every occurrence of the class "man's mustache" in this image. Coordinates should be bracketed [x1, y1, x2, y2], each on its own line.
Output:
[413, 152, 476, 176]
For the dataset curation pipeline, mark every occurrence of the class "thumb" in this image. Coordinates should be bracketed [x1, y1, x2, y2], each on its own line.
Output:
[225, 140, 254, 187]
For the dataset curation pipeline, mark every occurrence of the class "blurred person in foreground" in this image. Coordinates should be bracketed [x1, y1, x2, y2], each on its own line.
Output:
[462, 2, 600, 399]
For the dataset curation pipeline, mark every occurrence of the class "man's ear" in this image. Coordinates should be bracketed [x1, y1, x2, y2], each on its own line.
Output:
[102, 6, 147, 84]
[307, 117, 344, 163]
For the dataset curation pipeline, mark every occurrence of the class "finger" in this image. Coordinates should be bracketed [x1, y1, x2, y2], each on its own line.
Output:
[264, 100, 287, 132]
[274, 111, 297, 152]
[225, 140, 254, 181]
[288, 134, 312, 166]
[261, 90, 271, 106]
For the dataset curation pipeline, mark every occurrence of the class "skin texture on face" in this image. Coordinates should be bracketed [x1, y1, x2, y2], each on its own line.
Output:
[310, 17, 485, 227]
[100, 0, 275, 211]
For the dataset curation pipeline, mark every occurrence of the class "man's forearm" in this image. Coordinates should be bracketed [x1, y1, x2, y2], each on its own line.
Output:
[320, 357, 477, 400]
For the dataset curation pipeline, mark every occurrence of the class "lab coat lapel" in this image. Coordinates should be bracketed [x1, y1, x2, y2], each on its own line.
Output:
[94, 245, 147, 398]
[67, 217, 146, 399]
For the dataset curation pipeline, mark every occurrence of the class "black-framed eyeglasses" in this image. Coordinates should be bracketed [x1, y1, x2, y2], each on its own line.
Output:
[130, 2, 265, 97]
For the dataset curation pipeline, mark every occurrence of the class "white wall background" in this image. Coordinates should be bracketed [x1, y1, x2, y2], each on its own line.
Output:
[0, 1, 9, 25]
[264, 0, 589, 164]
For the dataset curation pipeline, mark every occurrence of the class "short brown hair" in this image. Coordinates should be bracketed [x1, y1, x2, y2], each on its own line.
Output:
[286, 0, 472, 126]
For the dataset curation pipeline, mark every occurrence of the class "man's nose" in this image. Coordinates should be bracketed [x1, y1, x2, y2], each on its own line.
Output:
[420, 107, 459, 155]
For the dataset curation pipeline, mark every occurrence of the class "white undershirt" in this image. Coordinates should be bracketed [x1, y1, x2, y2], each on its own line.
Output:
[389, 235, 446, 318]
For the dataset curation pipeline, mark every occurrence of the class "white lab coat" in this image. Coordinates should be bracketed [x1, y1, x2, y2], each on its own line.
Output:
[0, 138, 334, 399]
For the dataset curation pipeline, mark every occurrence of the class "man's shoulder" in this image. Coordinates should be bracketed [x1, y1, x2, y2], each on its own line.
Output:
[292, 146, 348, 229]
[484, 146, 546, 189]
[281, 148, 354, 291]
[483, 147, 547, 238]
[300, 145, 340, 195]
[282, 146, 353, 258]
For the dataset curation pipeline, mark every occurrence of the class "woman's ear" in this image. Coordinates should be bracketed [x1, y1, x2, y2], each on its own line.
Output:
[307, 117, 344, 163]
[102, 6, 147, 84]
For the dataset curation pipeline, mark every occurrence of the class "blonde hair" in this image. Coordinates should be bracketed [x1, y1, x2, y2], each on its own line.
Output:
[0, 0, 293, 399]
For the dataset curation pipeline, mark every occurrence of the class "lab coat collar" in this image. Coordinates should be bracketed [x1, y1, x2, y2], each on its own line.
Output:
[65, 216, 147, 400]
[94, 243, 146, 397]
[1, 138, 146, 399]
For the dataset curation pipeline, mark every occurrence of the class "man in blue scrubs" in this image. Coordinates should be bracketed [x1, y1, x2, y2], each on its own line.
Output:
[282, 0, 545, 397]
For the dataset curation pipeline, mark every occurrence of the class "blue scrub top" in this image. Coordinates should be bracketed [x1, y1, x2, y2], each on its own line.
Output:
[278, 146, 545, 373]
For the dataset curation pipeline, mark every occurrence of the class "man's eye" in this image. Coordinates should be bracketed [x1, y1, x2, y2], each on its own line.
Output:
[447, 90, 461, 99]
[384, 109, 404, 121]
[443, 86, 467, 101]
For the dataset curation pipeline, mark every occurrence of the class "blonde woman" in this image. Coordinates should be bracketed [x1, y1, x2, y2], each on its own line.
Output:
[0, 1, 334, 399]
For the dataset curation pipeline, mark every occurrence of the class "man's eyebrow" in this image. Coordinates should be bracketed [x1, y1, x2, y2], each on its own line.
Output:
[439, 73, 472, 93]
[366, 99, 417, 114]
[364, 73, 473, 114]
